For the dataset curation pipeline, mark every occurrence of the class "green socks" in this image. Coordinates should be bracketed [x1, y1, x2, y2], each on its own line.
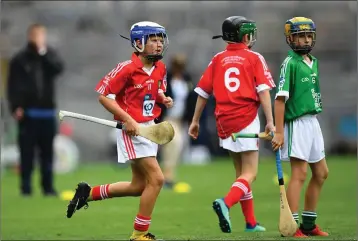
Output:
[292, 213, 299, 224]
[292, 211, 317, 230]
[301, 211, 317, 230]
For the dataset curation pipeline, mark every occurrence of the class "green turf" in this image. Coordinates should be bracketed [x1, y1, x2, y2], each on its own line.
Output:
[1, 155, 357, 240]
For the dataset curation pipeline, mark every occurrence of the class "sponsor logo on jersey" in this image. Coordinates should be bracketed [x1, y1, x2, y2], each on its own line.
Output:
[279, 77, 285, 89]
[144, 102, 154, 114]
[143, 94, 154, 116]
[301, 77, 310, 82]
[134, 84, 143, 89]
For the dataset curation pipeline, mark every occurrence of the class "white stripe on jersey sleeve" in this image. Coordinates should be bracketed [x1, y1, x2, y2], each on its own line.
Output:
[194, 87, 210, 99]
[106, 94, 116, 100]
[275, 90, 289, 102]
[256, 84, 271, 93]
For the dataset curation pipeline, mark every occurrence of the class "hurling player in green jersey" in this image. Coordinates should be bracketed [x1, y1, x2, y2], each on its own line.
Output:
[272, 17, 329, 237]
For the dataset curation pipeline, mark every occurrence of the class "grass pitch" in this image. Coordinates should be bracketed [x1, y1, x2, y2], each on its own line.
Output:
[1, 155, 356, 240]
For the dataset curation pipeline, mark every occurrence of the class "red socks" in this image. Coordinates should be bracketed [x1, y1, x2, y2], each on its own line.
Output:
[91, 186, 152, 233]
[240, 191, 257, 226]
[134, 214, 151, 232]
[224, 178, 249, 208]
[91, 184, 111, 201]
[224, 178, 257, 226]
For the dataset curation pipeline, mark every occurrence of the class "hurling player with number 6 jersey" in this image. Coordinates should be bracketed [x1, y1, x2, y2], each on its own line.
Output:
[188, 16, 276, 234]
[66, 21, 173, 241]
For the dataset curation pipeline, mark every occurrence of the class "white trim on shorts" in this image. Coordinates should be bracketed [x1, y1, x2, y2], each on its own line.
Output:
[116, 120, 158, 163]
[219, 114, 260, 153]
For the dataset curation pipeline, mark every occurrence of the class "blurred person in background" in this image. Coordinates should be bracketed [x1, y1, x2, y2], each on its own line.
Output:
[7, 23, 64, 196]
[159, 54, 193, 189]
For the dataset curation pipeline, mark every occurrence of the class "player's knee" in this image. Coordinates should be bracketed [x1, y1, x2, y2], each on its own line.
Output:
[148, 172, 165, 189]
[156, 173, 165, 187]
[313, 167, 329, 183]
[291, 169, 307, 183]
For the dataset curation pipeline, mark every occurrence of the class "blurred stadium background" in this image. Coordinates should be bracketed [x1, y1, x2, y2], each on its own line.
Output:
[0, 1, 357, 239]
[1, 1, 356, 164]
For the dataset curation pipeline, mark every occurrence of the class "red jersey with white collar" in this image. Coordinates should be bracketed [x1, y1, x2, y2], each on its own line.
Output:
[95, 53, 167, 123]
[195, 43, 275, 139]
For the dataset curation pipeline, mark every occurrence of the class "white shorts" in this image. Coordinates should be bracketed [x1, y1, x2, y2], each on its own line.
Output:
[281, 115, 325, 163]
[219, 115, 260, 153]
[116, 120, 158, 163]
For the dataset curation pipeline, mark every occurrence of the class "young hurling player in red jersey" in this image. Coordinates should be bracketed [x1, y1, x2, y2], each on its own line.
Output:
[66, 21, 173, 241]
[189, 16, 276, 233]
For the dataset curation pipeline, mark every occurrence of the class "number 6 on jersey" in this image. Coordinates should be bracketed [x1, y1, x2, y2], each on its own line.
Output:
[225, 67, 240, 92]
[193, 42, 276, 140]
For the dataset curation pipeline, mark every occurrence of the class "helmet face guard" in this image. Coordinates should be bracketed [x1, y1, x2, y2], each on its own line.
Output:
[239, 22, 257, 48]
[285, 17, 316, 55]
[130, 22, 169, 62]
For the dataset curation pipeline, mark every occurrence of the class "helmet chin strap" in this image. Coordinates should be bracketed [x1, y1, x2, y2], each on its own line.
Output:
[145, 54, 163, 62]
[141, 46, 164, 62]
[295, 47, 312, 55]
[291, 40, 313, 55]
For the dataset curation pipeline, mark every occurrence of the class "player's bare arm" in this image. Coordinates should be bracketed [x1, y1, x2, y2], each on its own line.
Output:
[258, 89, 275, 133]
[188, 95, 207, 140]
[272, 96, 285, 151]
[98, 94, 139, 136]
[190, 52, 212, 140]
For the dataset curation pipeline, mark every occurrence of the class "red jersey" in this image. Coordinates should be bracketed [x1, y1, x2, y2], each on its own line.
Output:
[95, 53, 167, 123]
[195, 43, 275, 139]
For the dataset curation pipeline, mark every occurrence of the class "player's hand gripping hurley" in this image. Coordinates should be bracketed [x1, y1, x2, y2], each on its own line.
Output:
[58, 110, 175, 145]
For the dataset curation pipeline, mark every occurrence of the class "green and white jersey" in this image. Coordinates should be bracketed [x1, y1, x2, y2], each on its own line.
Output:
[276, 50, 322, 122]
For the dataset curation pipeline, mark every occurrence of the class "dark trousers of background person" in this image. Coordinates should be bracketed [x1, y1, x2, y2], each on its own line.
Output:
[18, 114, 57, 196]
